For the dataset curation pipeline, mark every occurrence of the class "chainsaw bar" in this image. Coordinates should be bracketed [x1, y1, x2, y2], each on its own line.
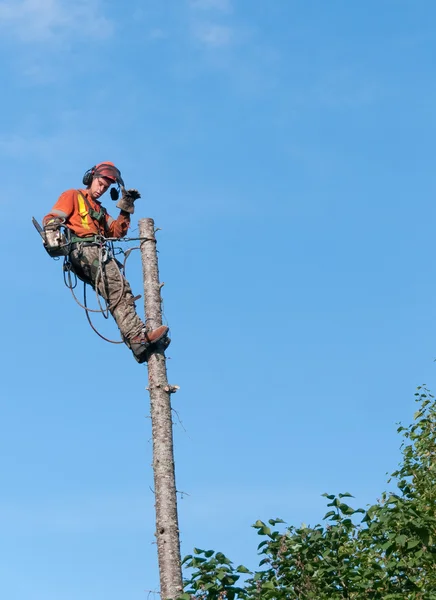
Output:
[32, 216, 47, 243]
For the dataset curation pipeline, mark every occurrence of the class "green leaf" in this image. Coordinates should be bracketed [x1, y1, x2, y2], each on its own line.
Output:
[382, 540, 394, 551]
[253, 520, 266, 528]
[261, 582, 276, 590]
[216, 569, 230, 581]
[323, 510, 337, 520]
[338, 503, 356, 515]
[203, 583, 214, 591]
[396, 534, 407, 546]
[258, 525, 272, 536]
[236, 565, 251, 574]
[215, 552, 231, 564]
[322, 493, 336, 500]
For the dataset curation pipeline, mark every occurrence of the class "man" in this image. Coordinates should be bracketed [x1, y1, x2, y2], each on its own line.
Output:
[43, 161, 169, 363]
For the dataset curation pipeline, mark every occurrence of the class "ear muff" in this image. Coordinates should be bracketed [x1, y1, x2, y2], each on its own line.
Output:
[82, 166, 96, 187]
[110, 187, 120, 201]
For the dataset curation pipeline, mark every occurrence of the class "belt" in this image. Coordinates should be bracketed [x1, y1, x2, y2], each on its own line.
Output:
[69, 238, 101, 252]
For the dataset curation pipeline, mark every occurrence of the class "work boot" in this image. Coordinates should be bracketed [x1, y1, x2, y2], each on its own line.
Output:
[130, 325, 170, 364]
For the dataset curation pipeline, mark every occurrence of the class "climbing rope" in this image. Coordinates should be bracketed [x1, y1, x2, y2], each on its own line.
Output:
[62, 235, 154, 343]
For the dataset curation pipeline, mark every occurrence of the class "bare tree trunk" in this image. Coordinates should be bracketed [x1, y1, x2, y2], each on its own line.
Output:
[139, 218, 183, 600]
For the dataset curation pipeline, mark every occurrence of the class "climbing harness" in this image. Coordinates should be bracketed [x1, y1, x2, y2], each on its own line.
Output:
[33, 213, 156, 343]
[62, 234, 154, 344]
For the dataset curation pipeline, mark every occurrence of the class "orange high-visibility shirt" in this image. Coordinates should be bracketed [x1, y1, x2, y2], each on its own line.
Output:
[43, 188, 130, 239]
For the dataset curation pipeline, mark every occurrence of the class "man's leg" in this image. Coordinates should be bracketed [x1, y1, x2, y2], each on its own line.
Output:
[69, 245, 168, 362]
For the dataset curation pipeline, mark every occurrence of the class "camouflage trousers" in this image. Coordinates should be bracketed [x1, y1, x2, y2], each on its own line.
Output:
[69, 243, 145, 347]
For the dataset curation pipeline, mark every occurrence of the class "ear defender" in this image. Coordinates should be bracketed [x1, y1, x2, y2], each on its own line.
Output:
[82, 166, 96, 186]
[110, 187, 120, 201]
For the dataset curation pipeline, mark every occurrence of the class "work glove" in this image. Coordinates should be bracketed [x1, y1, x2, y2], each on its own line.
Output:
[116, 188, 141, 215]
[44, 217, 64, 231]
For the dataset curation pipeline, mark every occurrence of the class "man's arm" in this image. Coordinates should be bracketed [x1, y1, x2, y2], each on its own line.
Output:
[104, 188, 140, 237]
[106, 211, 131, 238]
[43, 190, 75, 226]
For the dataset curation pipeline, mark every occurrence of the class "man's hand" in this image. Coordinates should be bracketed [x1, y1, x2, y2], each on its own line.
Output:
[116, 189, 141, 215]
[44, 217, 64, 231]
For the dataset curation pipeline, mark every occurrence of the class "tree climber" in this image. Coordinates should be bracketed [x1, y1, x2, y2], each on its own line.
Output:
[42, 161, 169, 363]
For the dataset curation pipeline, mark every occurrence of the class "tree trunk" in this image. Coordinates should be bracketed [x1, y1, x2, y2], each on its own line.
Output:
[139, 218, 183, 600]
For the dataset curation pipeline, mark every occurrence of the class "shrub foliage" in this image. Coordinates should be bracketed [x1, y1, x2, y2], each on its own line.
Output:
[178, 387, 436, 599]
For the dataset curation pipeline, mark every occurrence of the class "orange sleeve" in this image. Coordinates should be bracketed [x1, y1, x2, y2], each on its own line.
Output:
[106, 211, 131, 238]
[43, 190, 76, 226]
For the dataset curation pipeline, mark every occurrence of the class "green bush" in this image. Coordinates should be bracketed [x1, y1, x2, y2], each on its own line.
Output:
[179, 387, 436, 599]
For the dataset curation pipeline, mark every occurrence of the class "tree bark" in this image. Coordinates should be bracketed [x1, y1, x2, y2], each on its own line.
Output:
[139, 218, 183, 600]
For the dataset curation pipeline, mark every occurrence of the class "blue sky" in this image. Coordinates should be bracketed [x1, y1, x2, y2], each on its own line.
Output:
[1, 0, 436, 597]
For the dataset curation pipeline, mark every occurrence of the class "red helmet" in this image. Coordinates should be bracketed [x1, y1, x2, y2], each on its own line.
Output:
[83, 162, 124, 187]
[94, 161, 124, 185]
